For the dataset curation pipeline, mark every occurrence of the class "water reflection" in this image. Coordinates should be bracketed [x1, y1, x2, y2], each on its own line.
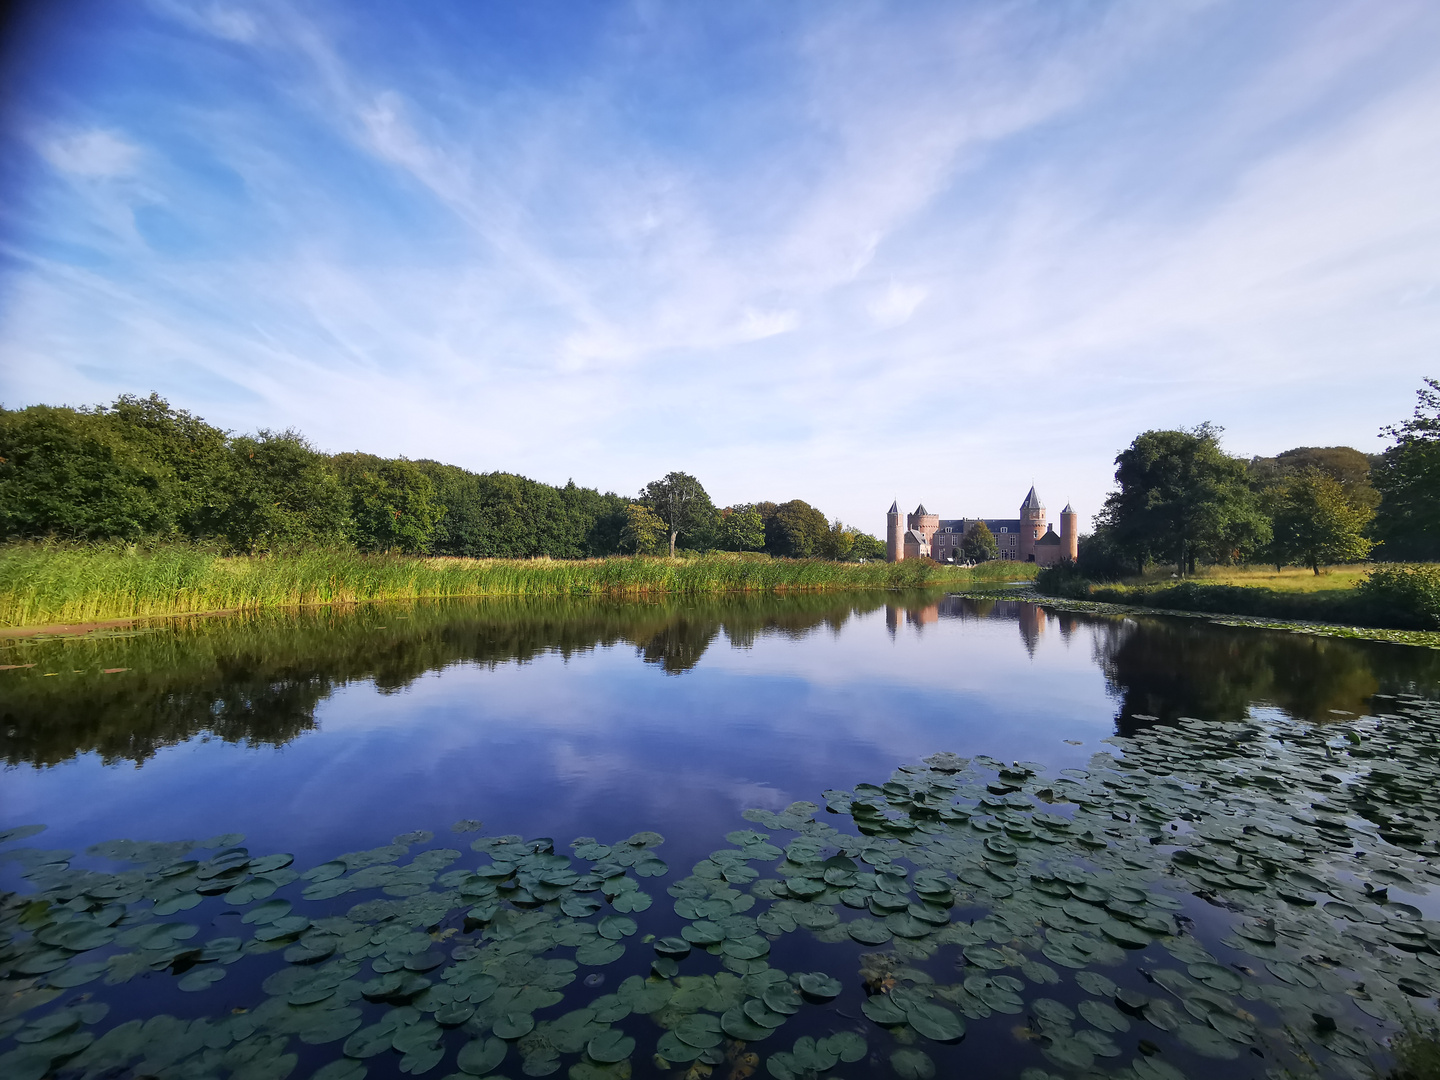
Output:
[2, 592, 1438, 769]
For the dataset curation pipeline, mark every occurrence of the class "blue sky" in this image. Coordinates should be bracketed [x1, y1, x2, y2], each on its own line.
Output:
[1, 0, 1436, 534]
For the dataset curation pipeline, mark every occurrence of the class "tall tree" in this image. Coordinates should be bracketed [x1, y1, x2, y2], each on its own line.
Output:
[1098, 424, 1269, 575]
[640, 472, 713, 557]
[715, 505, 766, 552]
[961, 521, 999, 563]
[333, 454, 445, 553]
[765, 499, 829, 558]
[1270, 469, 1375, 573]
[1373, 377, 1440, 561]
[620, 503, 667, 554]
[221, 431, 349, 552]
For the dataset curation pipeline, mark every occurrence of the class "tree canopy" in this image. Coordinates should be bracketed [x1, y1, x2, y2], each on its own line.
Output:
[1269, 469, 1375, 573]
[1098, 423, 1269, 575]
[961, 521, 998, 563]
[640, 472, 714, 557]
[1373, 377, 1440, 561]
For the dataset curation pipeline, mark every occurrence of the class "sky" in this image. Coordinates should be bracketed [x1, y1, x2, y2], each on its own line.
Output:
[0, 0, 1436, 535]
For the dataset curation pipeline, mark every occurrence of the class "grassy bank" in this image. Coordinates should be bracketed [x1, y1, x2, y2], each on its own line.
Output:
[1034, 562, 1440, 633]
[0, 544, 1035, 628]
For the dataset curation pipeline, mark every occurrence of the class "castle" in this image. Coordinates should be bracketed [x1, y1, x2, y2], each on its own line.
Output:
[885, 487, 1078, 566]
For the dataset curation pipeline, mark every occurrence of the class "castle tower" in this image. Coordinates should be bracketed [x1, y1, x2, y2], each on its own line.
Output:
[886, 501, 903, 563]
[1019, 486, 1045, 563]
[907, 503, 940, 551]
[1060, 503, 1078, 562]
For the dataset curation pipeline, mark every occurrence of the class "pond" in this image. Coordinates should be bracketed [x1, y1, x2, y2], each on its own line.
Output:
[3, 591, 1440, 1080]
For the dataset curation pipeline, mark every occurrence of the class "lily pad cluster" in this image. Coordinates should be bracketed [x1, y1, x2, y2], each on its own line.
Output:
[5, 693, 1440, 1079]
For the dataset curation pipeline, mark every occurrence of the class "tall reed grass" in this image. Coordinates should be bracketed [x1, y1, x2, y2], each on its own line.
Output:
[0, 544, 1034, 628]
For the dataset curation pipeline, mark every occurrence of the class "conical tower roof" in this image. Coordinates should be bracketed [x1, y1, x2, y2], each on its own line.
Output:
[888, 500, 899, 514]
[1062, 502, 1074, 514]
[914, 503, 929, 516]
[1020, 486, 1042, 511]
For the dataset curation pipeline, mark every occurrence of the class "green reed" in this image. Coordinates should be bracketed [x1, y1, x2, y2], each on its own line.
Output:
[0, 544, 1034, 627]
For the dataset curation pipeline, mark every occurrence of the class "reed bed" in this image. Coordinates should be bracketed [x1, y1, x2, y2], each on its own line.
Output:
[0, 545, 1033, 628]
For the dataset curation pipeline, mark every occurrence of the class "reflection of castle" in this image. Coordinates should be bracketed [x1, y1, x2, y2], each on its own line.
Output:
[885, 487, 1077, 565]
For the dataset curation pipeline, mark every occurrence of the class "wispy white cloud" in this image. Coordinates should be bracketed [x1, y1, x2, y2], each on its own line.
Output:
[36, 128, 140, 178]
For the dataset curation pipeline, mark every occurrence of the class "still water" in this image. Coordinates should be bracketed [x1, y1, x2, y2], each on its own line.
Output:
[3, 592, 1440, 1080]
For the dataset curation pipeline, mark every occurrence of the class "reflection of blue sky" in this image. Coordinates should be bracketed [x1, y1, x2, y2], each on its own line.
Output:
[2, 604, 1119, 872]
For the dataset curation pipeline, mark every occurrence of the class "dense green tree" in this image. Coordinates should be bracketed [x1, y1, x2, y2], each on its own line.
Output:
[961, 521, 999, 563]
[1250, 445, 1379, 509]
[714, 504, 766, 552]
[1373, 377, 1440, 561]
[766, 499, 829, 558]
[333, 453, 444, 553]
[619, 503, 667, 554]
[1098, 424, 1269, 575]
[1269, 469, 1375, 573]
[221, 431, 349, 552]
[640, 472, 714, 557]
[100, 394, 234, 536]
[0, 404, 175, 541]
[847, 532, 887, 562]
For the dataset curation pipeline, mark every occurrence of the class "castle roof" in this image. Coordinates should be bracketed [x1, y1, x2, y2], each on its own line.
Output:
[1021, 486, 1043, 511]
[903, 529, 927, 543]
[1062, 502, 1074, 514]
[888, 500, 899, 514]
[913, 503, 929, 516]
[1036, 525, 1062, 546]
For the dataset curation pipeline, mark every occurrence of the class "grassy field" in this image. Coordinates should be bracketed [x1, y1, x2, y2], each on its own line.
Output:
[1121, 564, 1372, 594]
[1035, 562, 1440, 633]
[0, 544, 1036, 629]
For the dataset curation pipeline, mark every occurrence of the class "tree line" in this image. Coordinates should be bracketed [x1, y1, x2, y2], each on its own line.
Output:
[0, 394, 886, 560]
[1076, 377, 1439, 578]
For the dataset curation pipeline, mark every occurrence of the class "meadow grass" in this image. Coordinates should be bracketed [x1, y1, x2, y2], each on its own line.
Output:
[0, 544, 1036, 628]
[1122, 563, 1373, 595]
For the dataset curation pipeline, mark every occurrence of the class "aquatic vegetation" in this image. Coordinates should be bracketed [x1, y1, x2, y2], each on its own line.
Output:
[0, 544, 1034, 628]
[5, 696, 1440, 1078]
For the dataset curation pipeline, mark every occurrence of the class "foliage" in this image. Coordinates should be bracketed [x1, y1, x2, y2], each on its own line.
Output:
[640, 472, 714, 557]
[960, 521, 998, 563]
[619, 504, 667, 554]
[1268, 468, 1375, 573]
[333, 453, 444, 553]
[1357, 565, 1440, 630]
[1098, 423, 1270, 574]
[221, 430, 350, 553]
[713, 504, 766, 552]
[765, 500, 830, 558]
[1391, 1011, 1440, 1080]
[1373, 378, 1440, 561]
[0, 402, 179, 541]
[1249, 445, 1379, 509]
[0, 544, 978, 627]
[818, 518, 885, 561]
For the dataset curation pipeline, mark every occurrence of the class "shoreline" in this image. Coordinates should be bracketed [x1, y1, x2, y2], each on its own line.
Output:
[961, 587, 1440, 650]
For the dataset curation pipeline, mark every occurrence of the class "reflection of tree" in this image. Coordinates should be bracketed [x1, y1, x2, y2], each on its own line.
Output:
[1090, 616, 1440, 735]
[0, 590, 924, 767]
[639, 618, 721, 674]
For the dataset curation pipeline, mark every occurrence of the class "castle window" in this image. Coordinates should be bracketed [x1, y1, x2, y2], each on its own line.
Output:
[999, 527, 1007, 534]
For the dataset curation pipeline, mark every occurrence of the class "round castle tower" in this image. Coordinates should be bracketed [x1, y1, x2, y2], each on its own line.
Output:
[1060, 502, 1078, 561]
[886, 501, 902, 562]
[1019, 486, 1045, 562]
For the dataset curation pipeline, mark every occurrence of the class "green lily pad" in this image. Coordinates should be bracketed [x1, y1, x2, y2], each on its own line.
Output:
[456, 1037, 507, 1075]
[797, 972, 841, 1000]
[493, 1012, 535, 1040]
[586, 1029, 635, 1063]
[905, 1001, 965, 1042]
[890, 1047, 935, 1080]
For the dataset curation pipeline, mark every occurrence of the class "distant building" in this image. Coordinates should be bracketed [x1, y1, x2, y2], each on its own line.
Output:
[886, 487, 1078, 566]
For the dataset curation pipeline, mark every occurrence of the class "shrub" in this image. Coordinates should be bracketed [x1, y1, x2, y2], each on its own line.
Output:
[1358, 565, 1440, 630]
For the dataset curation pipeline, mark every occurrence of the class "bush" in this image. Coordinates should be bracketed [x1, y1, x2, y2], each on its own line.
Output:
[1358, 565, 1440, 630]
[1033, 559, 1092, 599]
